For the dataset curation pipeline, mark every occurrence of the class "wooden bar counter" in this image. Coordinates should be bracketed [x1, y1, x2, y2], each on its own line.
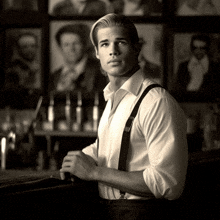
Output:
[0, 150, 220, 220]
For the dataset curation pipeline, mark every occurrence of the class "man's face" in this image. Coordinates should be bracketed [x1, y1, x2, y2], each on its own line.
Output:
[192, 39, 208, 60]
[59, 33, 85, 65]
[95, 26, 139, 78]
[18, 35, 38, 62]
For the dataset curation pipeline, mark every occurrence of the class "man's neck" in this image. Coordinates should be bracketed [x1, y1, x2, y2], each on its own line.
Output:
[108, 65, 140, 92]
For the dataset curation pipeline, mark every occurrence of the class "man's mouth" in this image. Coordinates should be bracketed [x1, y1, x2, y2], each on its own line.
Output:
[108, 60, 121, 64]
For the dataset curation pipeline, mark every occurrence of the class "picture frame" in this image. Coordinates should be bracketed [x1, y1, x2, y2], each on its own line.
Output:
[167, 31, 220, 102]
[175, 0, 220, 16]
[1, 28, 43, 109]
[1, 0, 39, 11]
[4, 28, 42, 90]
[48, 0, 108, 17]
[49, 20, 95, 84]
[48, 0, 163, 17]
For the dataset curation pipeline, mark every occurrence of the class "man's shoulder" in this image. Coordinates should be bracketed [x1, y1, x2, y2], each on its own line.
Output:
[142, 80, 173, 102]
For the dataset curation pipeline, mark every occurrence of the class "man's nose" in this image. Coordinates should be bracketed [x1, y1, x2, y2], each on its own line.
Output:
[110, 44, 119, 56]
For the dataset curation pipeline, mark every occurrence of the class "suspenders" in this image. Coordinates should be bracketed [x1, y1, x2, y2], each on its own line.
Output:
[118, 83, 162, 197]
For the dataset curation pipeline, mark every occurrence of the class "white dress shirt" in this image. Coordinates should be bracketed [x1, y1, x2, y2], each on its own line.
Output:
[83, 69, 188, 200]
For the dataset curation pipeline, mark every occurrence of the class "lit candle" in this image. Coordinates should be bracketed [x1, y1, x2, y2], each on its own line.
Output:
[1, 137, 6, 170]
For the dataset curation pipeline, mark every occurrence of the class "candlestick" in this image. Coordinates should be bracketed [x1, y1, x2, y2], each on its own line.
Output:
[1, 137, 6, 170]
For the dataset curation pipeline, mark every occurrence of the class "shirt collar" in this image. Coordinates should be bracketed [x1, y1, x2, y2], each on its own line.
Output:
[103, 68, 145, 101]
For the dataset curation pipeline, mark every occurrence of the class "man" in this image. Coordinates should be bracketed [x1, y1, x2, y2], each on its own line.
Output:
[60, 14, 188, 219]
[173, 34, 220, 99]
[5, 31, 40, 90]
[51, 0, 107, 16]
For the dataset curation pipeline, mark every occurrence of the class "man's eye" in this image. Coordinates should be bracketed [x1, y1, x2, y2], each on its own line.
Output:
[100, 43, 108, 47]
[118, 41, 127, 45]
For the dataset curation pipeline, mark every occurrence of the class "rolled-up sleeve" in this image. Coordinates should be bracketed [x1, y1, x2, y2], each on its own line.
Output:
[82, 139, 98, 164]
[142, 96, 188, 200]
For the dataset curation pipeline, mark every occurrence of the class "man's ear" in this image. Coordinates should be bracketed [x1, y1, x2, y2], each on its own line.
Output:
[95, 47, 100, 59]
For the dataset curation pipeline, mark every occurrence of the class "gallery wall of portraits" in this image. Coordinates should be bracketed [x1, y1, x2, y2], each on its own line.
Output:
[0, 0, 220, 109]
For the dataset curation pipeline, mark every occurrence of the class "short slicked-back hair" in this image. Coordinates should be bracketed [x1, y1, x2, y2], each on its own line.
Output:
[90, 13, 139, 48]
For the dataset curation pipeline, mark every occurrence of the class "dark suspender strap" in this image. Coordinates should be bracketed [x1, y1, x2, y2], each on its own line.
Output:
[118, 84, 162, 197]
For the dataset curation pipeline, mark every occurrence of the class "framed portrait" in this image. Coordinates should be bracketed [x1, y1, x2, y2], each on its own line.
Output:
[48, 0, 162, 17]
[48, 0, 108, 17]
[175, 0, 220, 16]
[50, 20, 95, 81]
[168, 31, 220, 102]
[4, 28, 42, 90]
[107, 0, 163, 16]
[2, 0, 39, 11]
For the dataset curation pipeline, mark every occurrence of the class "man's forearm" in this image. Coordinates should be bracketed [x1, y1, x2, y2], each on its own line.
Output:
[93, 166, 152, 197]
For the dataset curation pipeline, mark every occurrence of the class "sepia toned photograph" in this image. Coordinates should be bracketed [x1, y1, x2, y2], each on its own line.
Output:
[169, 32, 220, 101]
[2, 0, 38, 11]
[48, 0, 108, 16]
[176, 0, 220, 16]
[108, 0, 163, 16]
[4, 28, 42, 90]
[48, 0, 162, 17]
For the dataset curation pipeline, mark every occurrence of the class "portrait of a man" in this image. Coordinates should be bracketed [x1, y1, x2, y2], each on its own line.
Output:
[108, 0, 162, 16]
[176, 0, 220, 16]
[4, 29, 41, 90]
[171, 33, 220, 101]
[49, 0, 107, 16]
[2, 0, 38, 11]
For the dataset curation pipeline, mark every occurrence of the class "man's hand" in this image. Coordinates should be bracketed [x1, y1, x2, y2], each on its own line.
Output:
[60, 151, 97, 181]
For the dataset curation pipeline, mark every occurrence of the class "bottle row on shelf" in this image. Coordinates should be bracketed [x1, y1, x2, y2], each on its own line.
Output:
[41, 91, 101, 133]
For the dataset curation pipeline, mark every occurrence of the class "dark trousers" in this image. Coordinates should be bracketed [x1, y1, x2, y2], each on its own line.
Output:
[98, 198, 184, 220]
